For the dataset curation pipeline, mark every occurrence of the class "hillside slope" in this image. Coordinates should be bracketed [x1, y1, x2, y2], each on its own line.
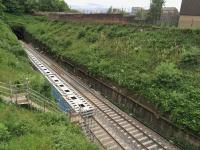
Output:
[6, 15, 200, 135]
[0, 19, 98, 150]
[0, 19, 50, 96]
[0, 100, 98, 150]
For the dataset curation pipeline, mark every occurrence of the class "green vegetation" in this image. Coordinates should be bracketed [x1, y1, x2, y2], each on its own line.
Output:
[1, 0, 69, 14]
[0, 20, 52, 97]
[0, 100, 98, 150]
[148, 0, 165, 23]
[0, 0, 5, 17]
[7, 15, 200, 135]
[0, 3, 97, 150]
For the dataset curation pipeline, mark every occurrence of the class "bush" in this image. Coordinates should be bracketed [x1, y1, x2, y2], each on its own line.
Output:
[96, 25, 104, 32]
[8, 120, 31, 136]
[0, 123, 10, 142]
[154, 62, 182, 88]
[86, 33, 98, 43]
[77, 30, 86, 39]
[179, 48, 200, 68]
[39, 113, 68, 126]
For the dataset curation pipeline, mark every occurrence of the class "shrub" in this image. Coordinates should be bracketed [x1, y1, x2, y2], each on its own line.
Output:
[86, 33, 98, 43]
[0, 123, 10, 142]
[96, 25, 104, 32]
[8, 120, 31, 136]
[154, 62, 182, 88]
[107, 31, 115, 39]
[77, 30, 86, 39]
[179, 48, 200, 68]
[61, 40, 72, 48]
[39, 113, 68, 126]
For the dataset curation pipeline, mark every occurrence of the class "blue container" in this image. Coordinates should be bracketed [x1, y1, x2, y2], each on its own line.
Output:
[51, 86, 71, 112]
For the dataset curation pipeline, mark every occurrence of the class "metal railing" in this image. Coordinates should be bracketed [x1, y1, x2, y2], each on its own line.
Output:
[0, 81, 62, 113]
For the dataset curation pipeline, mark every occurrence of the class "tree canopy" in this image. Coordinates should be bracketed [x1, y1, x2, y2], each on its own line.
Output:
[148, 0, 165, 23]
[1, 0, 69, 14]
[0, 0, 5, 17]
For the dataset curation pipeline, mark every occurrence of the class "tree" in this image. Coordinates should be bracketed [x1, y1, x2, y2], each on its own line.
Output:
[107, 6, 113, 14]
[1, 0, 69, 14]
[0, 0, 5, 17]
[148, 0, 165, 23]
[2, 0, 24, 14]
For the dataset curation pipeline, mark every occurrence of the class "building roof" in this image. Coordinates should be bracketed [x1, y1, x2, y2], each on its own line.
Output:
[180, 0, 200, 16]
[162, 7, 178, 11]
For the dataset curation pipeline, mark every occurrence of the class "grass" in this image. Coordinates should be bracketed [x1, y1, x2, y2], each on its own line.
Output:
[5, 14, 200, 135]
[0, 19, 52, 97]
[0, 100, 98, 150]
[0, 19, 98, 149]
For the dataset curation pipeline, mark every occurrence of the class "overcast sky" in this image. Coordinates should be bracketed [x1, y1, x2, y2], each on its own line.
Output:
[65, 0, 182, 12]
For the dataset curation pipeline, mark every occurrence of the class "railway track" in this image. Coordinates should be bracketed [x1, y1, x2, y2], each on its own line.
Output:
[23, 42, 178, 150]
[91, 117, 125, 150]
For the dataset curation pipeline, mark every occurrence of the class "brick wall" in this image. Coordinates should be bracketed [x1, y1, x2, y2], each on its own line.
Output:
[34, 12, 136, 24]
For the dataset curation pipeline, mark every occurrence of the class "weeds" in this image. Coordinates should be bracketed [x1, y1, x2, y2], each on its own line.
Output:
[6, 14, 200, 135]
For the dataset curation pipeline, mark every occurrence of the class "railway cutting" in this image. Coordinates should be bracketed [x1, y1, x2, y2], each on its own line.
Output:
[22, 41, 178, 150]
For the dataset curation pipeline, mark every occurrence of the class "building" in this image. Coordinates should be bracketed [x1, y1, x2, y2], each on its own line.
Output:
[131, 7, 143, 15]
[179, 0, 200, 28]
[131, 7, 146, 20]
[160, 7, 179, 26]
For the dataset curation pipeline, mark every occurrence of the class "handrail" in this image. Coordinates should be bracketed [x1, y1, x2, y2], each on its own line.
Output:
[28, 90, 59, 108]
[28, 93, 61, 112]
[0, 81, 62, 113]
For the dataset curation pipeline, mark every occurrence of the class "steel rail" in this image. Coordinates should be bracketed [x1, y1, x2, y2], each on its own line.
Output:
[92, 116, 125, 150]
[26, 43, 175, 150]
[26, 47, 128, 150]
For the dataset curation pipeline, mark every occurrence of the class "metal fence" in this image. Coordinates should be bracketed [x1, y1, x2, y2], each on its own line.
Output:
[0, 81, 62, 113]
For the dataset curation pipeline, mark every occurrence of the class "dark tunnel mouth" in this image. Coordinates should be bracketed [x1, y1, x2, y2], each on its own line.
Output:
[11, 26, 25, 40]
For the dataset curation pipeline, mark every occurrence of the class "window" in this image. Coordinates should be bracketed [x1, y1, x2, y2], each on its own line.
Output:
[65, 90, 70, 92]
[79, 104, 85, 107]
[71, 96, 77, 100]
[59, 84, 64, 87]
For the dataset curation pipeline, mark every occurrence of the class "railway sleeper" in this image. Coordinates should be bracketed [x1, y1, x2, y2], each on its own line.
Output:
[108, 144, 120, 150]
[138, 136, 148, 142]
[147, 144, 158, 150]
[134, 133, 143, 138]
[96, 133, 107, 139]
[118, 121, 127, 125]
[143, 140, 153, 146]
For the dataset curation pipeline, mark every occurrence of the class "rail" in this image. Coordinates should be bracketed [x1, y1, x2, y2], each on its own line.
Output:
[25, 42, 181, 150]
[33, 49, 166, 149]
[0, 81, 62, 113]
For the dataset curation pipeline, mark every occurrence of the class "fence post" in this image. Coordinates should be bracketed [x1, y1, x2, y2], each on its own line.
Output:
[25, 78, 31, 109]
[43, 100, 46, 112]
[15, 85, 18, 104]
[9, 82, 13, 102]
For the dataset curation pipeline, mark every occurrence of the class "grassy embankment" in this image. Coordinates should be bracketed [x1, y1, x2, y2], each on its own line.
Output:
[6, 14, 200, 135]
[0, 19, 98, 150]
[0, 19, 51, 97]
[0, 100, 98, 150]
